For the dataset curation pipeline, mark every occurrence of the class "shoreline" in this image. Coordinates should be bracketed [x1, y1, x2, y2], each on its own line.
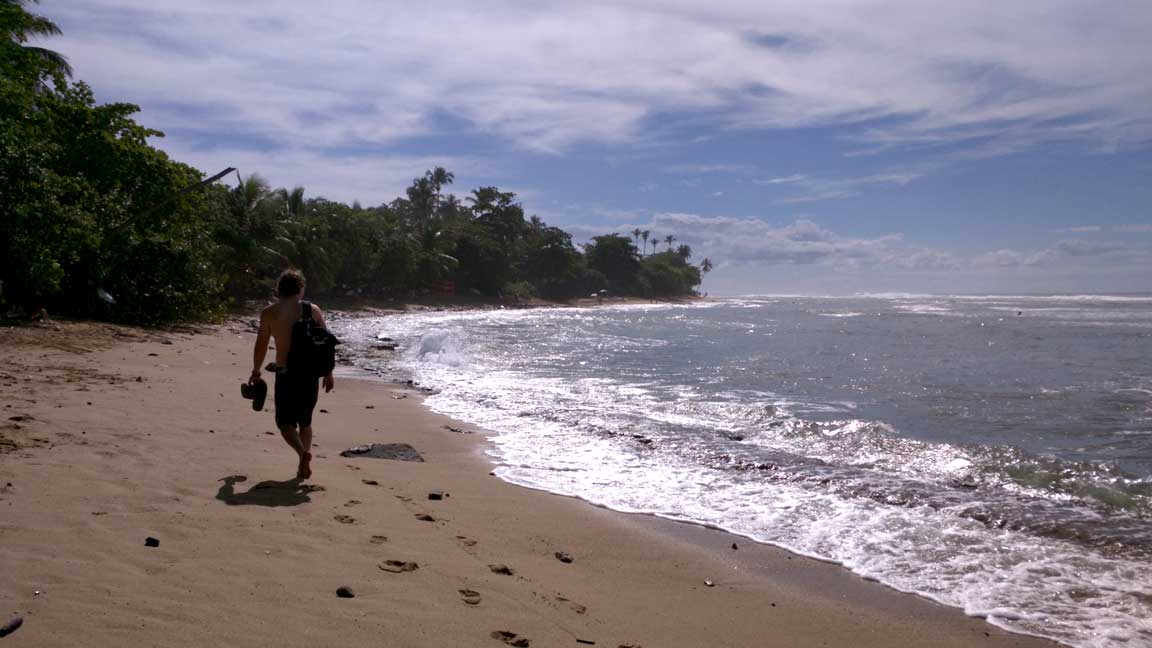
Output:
[0, 320, 1060, 647]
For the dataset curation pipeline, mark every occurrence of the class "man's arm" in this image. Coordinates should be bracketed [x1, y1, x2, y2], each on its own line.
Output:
[313, 304, 335, 393]
[250, 310, 271, 384]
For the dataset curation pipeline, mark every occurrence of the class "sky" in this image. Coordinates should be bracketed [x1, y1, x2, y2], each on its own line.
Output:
[46, 0, 1152, 295]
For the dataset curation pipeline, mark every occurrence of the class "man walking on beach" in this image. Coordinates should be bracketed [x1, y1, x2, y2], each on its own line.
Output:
[248, 270, 334, 479]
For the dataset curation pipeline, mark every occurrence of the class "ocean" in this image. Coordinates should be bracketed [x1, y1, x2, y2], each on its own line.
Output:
[336, 295, 1152, 648]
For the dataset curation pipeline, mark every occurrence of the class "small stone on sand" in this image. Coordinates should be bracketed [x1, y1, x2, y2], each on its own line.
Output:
[336, 586, 355, 598]
[731, 543, 738, 550]
[144, 537, 160, 547]
[427, 491, 445, 500]
[554, 551, 573, 563]
[361, 479, 379, 486]
[704, 579, 714, 587]
[488, 564, 514, 575]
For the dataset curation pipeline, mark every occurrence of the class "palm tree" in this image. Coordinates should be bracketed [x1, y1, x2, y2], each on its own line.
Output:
[700, 258, 713, 273]
[676, 244, 691, 259]
[1, 0, 72, 78]
[641, 230, 650, 257]
[427, 167, 454, 213]
[631, 228, 642, 254]
[664, 234, 676, 252]
[650, 238, 659, 256]
[278, 186, 306, 219]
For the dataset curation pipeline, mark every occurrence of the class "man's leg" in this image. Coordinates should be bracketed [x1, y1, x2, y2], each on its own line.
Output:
[298, 425, 313, 479]
[278, 423, 311, 479]
[279, 423, 306, 455]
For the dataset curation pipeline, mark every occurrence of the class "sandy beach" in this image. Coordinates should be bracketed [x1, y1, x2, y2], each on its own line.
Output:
[0, 319, 1060, 648]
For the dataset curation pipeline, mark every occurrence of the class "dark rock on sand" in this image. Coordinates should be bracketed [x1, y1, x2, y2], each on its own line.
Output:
[144, 537, 160, 547]
[488, 564, 515, 575]
[731, 543, 738, 550]
[0, 616, 23, 637]
[336, 586, 355, 598]
[427, 491, 445, 500]
[491, 630, 530, 647]
[340, 443, 424, 462]
[554, 551, 573, 563]
[361, 479, 379, 486]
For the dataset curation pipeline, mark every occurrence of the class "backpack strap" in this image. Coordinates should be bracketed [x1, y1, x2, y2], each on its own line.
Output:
[300, 300, 313, 322]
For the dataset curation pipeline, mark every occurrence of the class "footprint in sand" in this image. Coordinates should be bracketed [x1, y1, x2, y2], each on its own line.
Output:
[344, 500, 361, 507]
[369, 535, 388, 544]
[555, 596, 587, 615]
[378, 560, 419, 573]
[459, 589, 481, 605]
[491, 630, 530, 647]
[334, 515, 357, 524]
[488, 564, 515, 576]
[361, 479, 379, 486]
[456, 535, 478, 547]
[414, 513, 435, 522]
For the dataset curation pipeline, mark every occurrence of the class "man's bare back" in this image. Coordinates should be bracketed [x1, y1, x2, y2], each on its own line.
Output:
[256, 298, 327, 368]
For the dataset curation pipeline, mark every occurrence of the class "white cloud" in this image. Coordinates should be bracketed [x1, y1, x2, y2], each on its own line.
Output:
[755, 170, 924, 203]
[663, 164, 753, 175]
[51, 0, 1152, 168]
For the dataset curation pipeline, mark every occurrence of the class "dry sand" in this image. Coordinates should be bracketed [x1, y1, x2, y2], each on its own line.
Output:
[0, 320, 1059, 647]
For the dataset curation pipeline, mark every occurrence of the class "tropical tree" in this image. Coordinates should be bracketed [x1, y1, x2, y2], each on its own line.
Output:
[664, 234, 676, 251]
[0, 0, 72, 80]
[650, 238, 659, 255]
[641, 230, 650, 256]
[676, 244, 692, 259]
[631, 228, 642, 253]
[584, 234, 641, 293]
[700, 257, 713, 273]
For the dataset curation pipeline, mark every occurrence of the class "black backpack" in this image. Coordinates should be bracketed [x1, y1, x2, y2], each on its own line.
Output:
[288, 300, 340, 377]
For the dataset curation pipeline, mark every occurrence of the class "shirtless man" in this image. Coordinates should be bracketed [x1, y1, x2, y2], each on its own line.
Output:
[248, 269, 334, 479]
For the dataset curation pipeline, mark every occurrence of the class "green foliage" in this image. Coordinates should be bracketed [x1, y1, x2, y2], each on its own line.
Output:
[1, 75, 223, 323]
[583, 234, 641, 293]
[639, 251, 703, 298]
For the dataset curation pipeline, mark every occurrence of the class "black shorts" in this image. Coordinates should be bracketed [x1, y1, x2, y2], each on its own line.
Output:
[274, 370, 319, 428]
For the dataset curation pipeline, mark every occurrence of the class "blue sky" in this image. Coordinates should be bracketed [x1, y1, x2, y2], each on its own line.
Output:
[47, 0, 1152, 294]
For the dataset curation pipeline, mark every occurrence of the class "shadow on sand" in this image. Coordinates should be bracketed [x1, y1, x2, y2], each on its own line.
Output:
[216, 475, 322, 507]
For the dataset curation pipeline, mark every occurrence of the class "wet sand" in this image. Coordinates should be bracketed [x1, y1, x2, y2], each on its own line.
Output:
[0, 320, 1059, 647]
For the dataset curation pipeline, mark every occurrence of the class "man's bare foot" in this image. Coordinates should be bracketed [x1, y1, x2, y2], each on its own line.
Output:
[297, 452, 313, 480]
